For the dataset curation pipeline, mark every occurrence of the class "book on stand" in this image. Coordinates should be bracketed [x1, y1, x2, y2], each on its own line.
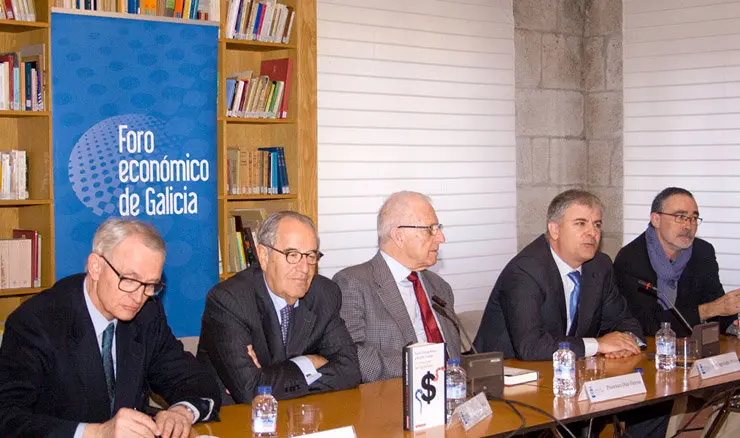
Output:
[402, 342, 446, 431]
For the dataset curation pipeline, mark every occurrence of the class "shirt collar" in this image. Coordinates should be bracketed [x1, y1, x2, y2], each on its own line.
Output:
[263, 278, 299, 312]
[380, 250, 413, 284]
[83, 276, 118, 338]
[549, 246, 582, 277]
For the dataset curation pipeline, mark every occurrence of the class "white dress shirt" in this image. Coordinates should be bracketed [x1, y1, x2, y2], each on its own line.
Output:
[380, 251, 446, 344]
[549, 248, 599, 357]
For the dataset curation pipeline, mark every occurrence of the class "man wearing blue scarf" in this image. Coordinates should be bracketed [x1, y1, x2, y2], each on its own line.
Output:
[614, 187, 740, 338]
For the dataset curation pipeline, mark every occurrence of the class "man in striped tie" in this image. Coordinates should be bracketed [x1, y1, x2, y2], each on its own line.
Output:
[334, 191, 462, 383]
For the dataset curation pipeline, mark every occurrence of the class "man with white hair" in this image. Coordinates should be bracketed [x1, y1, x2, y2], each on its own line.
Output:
[333, 191, 461, 383]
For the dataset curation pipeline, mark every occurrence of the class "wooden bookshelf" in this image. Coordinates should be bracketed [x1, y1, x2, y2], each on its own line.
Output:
[217, 0, 317, 276]
[0, 0, 54, 321]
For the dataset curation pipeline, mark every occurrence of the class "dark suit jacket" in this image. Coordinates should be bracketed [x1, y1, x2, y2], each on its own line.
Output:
[473, 235, 643, 361]
[0, 274, 220, 438]
[333, 252, 461, 383]
[197, 267, 361, 404]
[614, 233, 735, 338]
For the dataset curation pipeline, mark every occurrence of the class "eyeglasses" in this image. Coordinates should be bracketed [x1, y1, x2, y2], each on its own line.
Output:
[99, 255, 165, 297]
[397, 223, 444, 236]
[261, 243, 323, 265]
[656, 212, 703, 226]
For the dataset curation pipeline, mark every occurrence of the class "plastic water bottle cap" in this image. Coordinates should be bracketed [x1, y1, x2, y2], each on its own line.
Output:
[257, 386, 272, 394]
[448, 359, 460, 366]
[558, 342, 570, 349]
[634, 368, 644, 374]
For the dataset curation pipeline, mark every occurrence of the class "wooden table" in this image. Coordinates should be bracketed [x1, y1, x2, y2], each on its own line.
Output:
[195, 337, 740, 437]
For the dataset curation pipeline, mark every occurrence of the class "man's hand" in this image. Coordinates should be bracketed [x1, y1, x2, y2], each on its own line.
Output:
[699, 289, 740, 320]
[84, 408, 158, 438]
[154, 405, 194, 438]
[305, 354, 328, 369]
[247, 344, 262, 368]
[596, 332, 641, 356]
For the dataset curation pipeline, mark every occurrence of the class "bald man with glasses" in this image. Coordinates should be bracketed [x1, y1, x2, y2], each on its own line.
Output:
[614, 187, 740, 338]
[0, 218, 219, 438]
[333, 191, 461, 383]
[197, 211, 361, 404]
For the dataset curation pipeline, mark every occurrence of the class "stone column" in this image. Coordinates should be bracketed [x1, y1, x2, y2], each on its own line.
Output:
[515, 0, 586, 249]
[584, 0, 623, 258]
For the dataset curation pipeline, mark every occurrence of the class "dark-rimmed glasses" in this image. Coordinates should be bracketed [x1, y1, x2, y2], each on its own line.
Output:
[261, 243, 323, 265]
[99, 254, 165, 297]
[397, 224, 444, 236]
[656, 212, 703, 226]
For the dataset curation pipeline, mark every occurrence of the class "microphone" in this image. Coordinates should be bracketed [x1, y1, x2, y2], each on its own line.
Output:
[431, 296, 479, 354]
[635, 278, 693, 335]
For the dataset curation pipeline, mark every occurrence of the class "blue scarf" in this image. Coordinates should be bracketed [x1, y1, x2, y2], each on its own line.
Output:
[645, 224, 692, 310]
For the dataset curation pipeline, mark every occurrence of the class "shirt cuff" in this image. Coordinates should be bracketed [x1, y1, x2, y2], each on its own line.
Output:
[290, 356, 322, 385]
[171, 401, 200, 424]
[74, 423, 86, 438]
[583, 338, 599, 357]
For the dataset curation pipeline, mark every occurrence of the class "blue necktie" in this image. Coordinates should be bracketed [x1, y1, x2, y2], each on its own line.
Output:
[567, 271, 581, 326]
[102, 322, 116, 413]
[280, 305, 294, 345]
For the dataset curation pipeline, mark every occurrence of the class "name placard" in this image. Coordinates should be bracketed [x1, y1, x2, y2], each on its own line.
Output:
[578, 372, 646, 403]
[449, 392, 492, 431]
[690, 352, 740, 380]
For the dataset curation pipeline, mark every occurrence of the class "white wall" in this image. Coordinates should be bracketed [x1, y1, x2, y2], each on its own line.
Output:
[316, 0, 517, 312]
[623, 0, 740, 290]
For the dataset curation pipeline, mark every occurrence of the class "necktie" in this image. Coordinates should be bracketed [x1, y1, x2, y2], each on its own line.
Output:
[407, 271, 444, 344]
[280, 304, 294, 345]
[567, 271, 581, 326]
[102, 322, 115, 413]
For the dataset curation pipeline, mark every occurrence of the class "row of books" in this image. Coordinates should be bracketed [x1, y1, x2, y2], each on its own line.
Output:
[225, 208, 265, 273]
[226, 146, 289, 195]
[53, 0, 218, 21]
[225, 0, 294, 43]
[0, 150, 28, 200]
[226, 57, 292, 119]
[0, 45, 45, 112]
[0, 0, 37, 21]
[0, 229, 41, 290]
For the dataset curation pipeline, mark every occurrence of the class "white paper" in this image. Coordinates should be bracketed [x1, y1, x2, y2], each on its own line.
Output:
[577, 372, 646, 403]
[300, 425, 357, 438]
[689, 352, 740, 379]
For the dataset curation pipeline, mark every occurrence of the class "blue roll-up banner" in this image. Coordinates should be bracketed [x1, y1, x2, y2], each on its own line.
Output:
[52, 12, 218, 336]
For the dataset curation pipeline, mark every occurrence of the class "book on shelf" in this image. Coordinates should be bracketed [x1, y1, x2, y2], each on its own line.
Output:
[225, 146, 289, 195]
[225, 208, 265, 273]
[0, 150, 29, 201]
[224, 0, 295, 43]
[0, 44, 45, 112]
[402, 342, 446, 431]
[0, 238, 32, 289]
[503, 366, 538, 386]
[0, 0, 37, 21]
[53, 0, 219, 21]
[12, 229, 41, 288]
[225, 58, 292, 119]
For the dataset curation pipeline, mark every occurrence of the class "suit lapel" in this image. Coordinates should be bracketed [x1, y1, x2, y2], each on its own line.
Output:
[371, 252, 417, 346]
[255, 276, 287, 363]
[114, 320, 145, 411]
[575, 263, 597, 337]
[541, 239, 568, 335]
[287, 302, 316, 358]
[69, 309, 111, 417]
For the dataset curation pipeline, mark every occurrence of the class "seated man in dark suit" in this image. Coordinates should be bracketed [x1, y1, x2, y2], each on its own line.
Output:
[0, 218, 219, 438]
[198, 211, 361, 404]
[614, 187, 740, 338]
[333, 191, 461, 383]
[474, 189, 643, 361]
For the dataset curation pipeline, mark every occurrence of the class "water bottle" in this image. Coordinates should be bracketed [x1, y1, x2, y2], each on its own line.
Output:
[656, 322, 676, 371]
[252, 386, 278, 437]
[553, 342, 576, 397]
[445, 358, 467, 421]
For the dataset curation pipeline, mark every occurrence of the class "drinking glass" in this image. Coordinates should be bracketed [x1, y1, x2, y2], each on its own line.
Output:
[288, 404, 322, 437]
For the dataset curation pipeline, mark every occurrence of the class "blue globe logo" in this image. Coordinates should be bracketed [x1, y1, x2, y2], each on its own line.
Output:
[68, 114, 173, 216]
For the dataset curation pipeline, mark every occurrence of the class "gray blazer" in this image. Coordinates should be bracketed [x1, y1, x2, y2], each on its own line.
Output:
[333, 252, 461, 383]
